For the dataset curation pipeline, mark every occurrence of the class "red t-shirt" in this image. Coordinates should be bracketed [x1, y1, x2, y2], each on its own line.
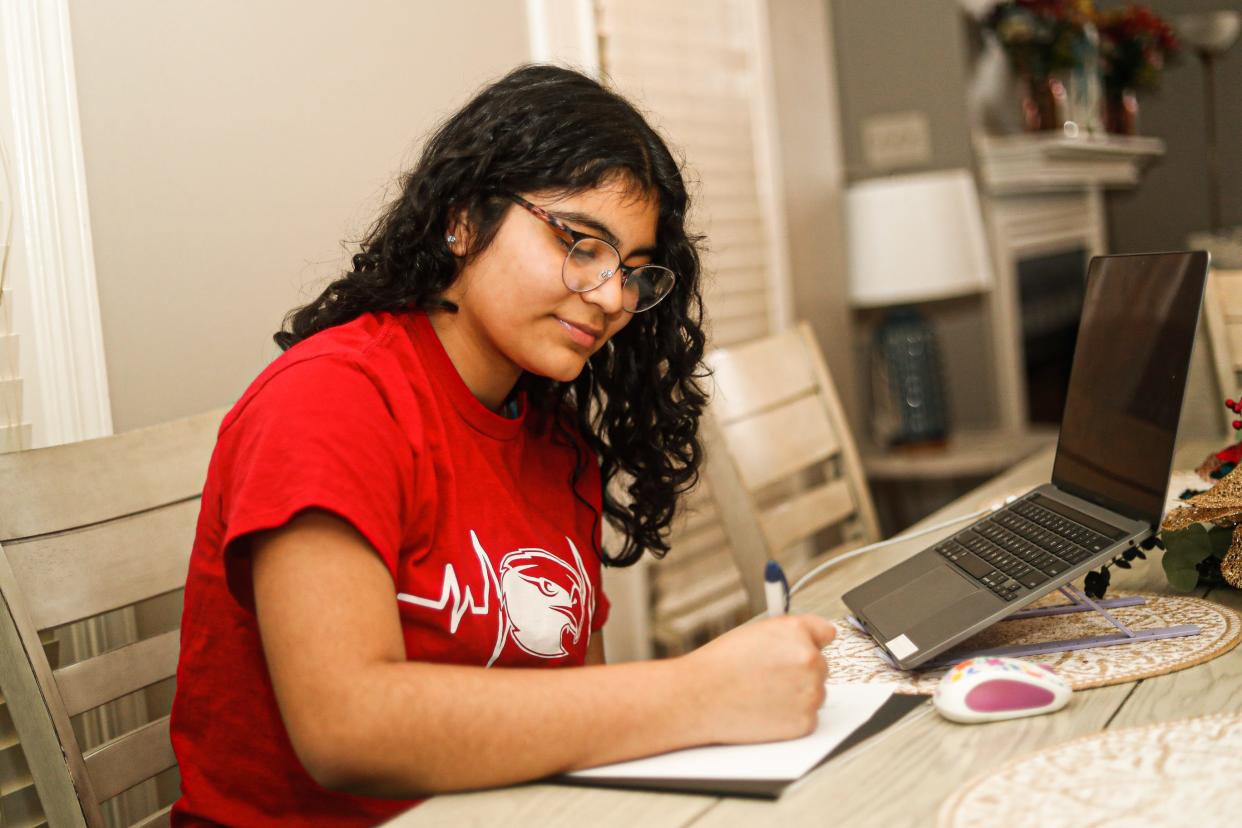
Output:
[171, 310, 610, 827]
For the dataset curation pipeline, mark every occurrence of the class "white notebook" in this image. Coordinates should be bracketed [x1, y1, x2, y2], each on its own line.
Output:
[560, 684, 901, 798]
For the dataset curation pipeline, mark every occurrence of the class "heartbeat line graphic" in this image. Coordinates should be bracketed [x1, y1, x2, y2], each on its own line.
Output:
[397, 531, 500, 634]
[397, 531, 592, 667]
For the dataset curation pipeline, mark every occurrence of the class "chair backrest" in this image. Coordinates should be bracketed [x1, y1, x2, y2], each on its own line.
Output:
[0, 409, 223, 828]
[1203, 267, 1242, 434]
[700, 322, 880, 616]
[646, 479, 752, 655]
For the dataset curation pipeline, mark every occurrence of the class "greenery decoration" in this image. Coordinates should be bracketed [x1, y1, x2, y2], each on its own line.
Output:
[1158, 524, 1232, 592]
[984, 0, 1095, 79]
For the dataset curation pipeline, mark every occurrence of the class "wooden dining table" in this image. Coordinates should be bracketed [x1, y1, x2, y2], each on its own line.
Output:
[384, 444, 1242, 827]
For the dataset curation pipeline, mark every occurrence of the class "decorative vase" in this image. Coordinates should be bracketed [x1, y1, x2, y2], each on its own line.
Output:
[1103, 86, 1139, 135]
[1066, 23, 1105, 136]
[1021, 74, 1068, 132]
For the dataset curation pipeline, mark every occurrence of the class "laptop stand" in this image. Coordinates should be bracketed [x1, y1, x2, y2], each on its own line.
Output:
[854, 584, 1203, 672]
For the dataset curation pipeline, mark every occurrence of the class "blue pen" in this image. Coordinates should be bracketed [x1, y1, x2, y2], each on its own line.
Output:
[764, 559, 790, 617]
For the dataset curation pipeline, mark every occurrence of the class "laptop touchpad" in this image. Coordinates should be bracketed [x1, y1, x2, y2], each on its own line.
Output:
[866, 566, 977, 637]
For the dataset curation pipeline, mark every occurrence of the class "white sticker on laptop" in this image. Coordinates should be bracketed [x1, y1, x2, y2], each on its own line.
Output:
[886, 634, 918, 660]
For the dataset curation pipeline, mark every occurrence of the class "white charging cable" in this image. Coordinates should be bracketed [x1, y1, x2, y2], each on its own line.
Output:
[789, 500, 1013, 598]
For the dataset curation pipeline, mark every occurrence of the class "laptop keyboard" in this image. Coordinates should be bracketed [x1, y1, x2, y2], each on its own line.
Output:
[935, 498, 1123, 602]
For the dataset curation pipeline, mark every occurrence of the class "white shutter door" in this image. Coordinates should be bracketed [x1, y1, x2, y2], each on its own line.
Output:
[597, 0, 790, 654]
[0, 146, 30, 454]
[0, 288, 28, 454]
[598, 0, 784, 347]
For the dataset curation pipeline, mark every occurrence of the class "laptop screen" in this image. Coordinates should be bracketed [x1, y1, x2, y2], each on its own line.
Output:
[1051, 251, 1208, 526]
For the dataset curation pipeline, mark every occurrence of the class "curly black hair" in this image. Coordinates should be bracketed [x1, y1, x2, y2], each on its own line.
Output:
[274, 64, 708, 566]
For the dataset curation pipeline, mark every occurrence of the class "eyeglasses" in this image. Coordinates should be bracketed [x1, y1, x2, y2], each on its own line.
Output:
[507, 193, 676, 313]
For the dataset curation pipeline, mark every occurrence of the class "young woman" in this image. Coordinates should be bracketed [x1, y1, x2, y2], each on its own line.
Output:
[171, 64, 835, 827]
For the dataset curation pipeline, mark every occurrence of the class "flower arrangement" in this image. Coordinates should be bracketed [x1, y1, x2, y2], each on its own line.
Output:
[1096, 3, 1180, 91]
[1153, 397, 1242, 593]
[978, 1, 1179, 135]
[984, 0, 1096, 79]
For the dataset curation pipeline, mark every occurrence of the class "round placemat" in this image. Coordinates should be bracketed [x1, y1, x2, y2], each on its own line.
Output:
[825, 592, 1242, 693]
[938, 713, 1242, 827]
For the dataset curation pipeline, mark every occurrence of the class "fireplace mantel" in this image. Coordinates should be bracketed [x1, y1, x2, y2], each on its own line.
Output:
[974, 133, 1166, 431]
[977, 134, 1165, 195]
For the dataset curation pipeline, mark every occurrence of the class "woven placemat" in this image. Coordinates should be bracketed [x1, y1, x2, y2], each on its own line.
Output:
[938, 713, 1242, 827]
[825, 592, 1242, 693]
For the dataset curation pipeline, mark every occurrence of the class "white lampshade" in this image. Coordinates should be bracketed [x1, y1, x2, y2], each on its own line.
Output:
[1176, 11, 1240, 56]
[846, 169, 994, 308]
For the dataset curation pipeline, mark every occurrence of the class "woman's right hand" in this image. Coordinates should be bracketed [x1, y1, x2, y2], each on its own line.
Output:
[678, 614, 837, 745]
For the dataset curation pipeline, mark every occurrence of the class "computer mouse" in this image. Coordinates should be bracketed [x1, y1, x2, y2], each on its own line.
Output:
[933, 656, 1071, 723]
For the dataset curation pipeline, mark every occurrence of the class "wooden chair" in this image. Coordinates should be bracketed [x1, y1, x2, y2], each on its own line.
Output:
[0, 409, 222, 827]
[699, 322, 881, 616]
[644, 480, 752, 655]
[1203, 267, 1242, 434]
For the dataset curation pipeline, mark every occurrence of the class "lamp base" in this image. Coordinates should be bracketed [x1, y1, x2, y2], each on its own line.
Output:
[888, 437, 949, 453]
[871, 307, 949, 447]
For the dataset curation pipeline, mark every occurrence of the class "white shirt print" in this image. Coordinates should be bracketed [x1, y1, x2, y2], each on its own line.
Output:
[397, 530, 596, 667]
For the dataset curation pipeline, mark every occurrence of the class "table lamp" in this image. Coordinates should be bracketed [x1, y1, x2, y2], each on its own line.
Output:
[846, 169, 994, 446]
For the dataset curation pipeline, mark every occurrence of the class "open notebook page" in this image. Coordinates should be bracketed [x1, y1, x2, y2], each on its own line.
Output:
[565, 684, 896, 788]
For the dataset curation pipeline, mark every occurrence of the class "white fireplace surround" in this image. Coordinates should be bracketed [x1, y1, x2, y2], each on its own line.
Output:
[974, 134, 1165, 430]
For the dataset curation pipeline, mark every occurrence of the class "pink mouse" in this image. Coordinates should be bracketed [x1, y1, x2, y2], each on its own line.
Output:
[933, 656, 1072, 723]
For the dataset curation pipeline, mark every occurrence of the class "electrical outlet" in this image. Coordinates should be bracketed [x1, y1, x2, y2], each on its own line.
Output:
[861, 110, 932, 171]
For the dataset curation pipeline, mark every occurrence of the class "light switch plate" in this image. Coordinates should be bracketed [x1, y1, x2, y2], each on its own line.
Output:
[861, 110, 932, 171]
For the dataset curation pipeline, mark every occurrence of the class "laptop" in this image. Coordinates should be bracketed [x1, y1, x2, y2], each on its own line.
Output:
[843, 250, 1209, 670]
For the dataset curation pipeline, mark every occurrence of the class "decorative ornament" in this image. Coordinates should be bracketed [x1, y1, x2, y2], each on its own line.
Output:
[1157, 394, 1242, 591]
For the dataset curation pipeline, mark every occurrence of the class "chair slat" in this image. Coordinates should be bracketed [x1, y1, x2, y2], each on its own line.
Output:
[83, 716, 174, 803]
[678, 502, 720, 536]
[1204, 271, 1242, 433]
[0, 781, 50, 828]
[681, 479, 716, 516]
[132, 804, 172, 828]
[706, 327, 815, 423]
[710, 315, 768, 349]
[0, 409, 222, 542]
[654, 566, 744, 619]
[54, 630, 180, 717]
[0, 580, 96, 825]
[655, 540, 736, 596]
[1228, 323, 1242, 372]
[798, 324, 882, 545]
[666, 483, 716, 536]
[6, 502, 197, 631]
[1215, 269, 1242, 319]
[669, 521, 730, 563]
[653, 589, 748, 650]
[759, 478, 856, 554]
[721, 394, 839, 491]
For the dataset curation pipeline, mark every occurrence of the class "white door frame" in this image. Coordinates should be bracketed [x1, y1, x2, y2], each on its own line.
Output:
[526, 0, 600, 74]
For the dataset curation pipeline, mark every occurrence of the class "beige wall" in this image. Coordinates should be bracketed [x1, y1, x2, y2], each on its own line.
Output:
[1105, 0, 1242, 253]
[831, 0, 974, 181]
[69, 0, 530, 432]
